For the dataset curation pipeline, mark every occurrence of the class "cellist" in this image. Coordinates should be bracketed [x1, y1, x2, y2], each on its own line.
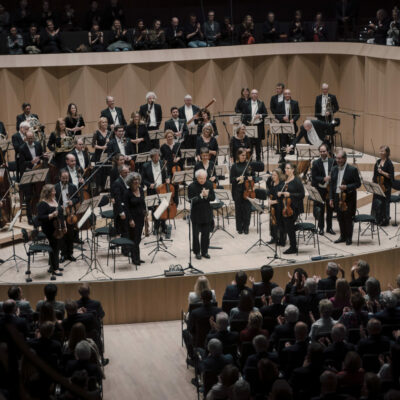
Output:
[230, 148, 254, 235]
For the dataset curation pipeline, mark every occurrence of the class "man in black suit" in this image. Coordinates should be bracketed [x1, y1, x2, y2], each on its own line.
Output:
[270, 304, 299, 351]
[165, 17, 186, 48]
[16, 102, 39, 131]
[329, 150, 361, 245]
[223, 270, 253, 300]
[179, 94, 200, 150]
[69, 137, 90, 171]
[106, 125, 134, 160]
[100, 96, 127, 131]
[188, 169, 215, 259]
[242, 89, 268, 161]
[164, 106, 188, 141]
[55, 169, 79, 262]
[139, 92, 163, 149]
[12, 120, 30, 181]
[206, 311, 239, 348]
[263, 12, 280, 43]
[317, 262, 342, 292]
[252, 265, 279, 297]
[270, 82, 285, 118]
[315, 83, 339, 123]
[65, 153, 84, 188]
[311, 143, 335, 235]
[357, 318, 391, 357]
[288, 120, 331, 150]
[243, 335, 278, 374]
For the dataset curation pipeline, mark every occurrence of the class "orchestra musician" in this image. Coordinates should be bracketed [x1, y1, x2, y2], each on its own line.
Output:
[65, 154, 84, 189]
[47, 118, 73, 170]
[278, 162, 305, 254]
[197, 108, 218, 138]
[329, 150, 361, 246]
[311, 143, 335, 235]
[124, 172, 147, 266]
[164, 106, 188, 142]
[194, 147, 217, 185]
[37, 184, 66, 279]
[234, 88, 250, 114]
[230, 124, 251, 162]
[188, 169, 215, 260]
[55, 169, 79, 262]
[12, 121, 30, 181]
[70, 138, 90, 171]
[372, 145, 394, 226]
[287, 119, 331, 152]
[92, 117, 111, 192]
[110, 153, 125, 183]
[196, 123, 218, 163]
[315, 83, 339, 122]
[16, 102, 39, 131]
[126, 112, 151, 158]
[270, 83, 285, 118]
[100, 96, 127, 131]
[230, 148, 254, 235]
[0, 120, 7, 138]
[266, 168, 285, 246]
[242, 89, 267, 161]
[141, 149, 169, 235]
[178, 94, 200, 149]
[65, 103, 85, 136]
[139, 92, 162, 148]
[106, 125, 134, 160]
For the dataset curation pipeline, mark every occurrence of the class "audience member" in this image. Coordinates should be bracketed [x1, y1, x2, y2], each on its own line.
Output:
[203, 10, 221, 46]
[255, 358, 279, 398]
[357, 318, 391, 357]
[104, 0, 125, 29]
[189, 275, 216, 305]
[312, 370, 347, 400]
[374, 291, 400, 325]
[107, 19, 132, 51]
[88, 22, 105, 52]
[240, 311, 268, 342]
[5, 285, 33, 317]
[362, 372, 383, 400]
[229, 290, 258, 322]
[243, 335, 278, 375]
[60, 3, 79, 31]
[40, 19, 62, 53]
[350, 260, 370, 288]
[339, 291, 369, 329]
[223, 270, 253, 300]
[317, 262, 342, 292]
[291, 278, 323, 324]
[201, 338, 233, 374]
[284, 268, 308, 295]
[269, 379, 293, 400]
[165, 17, 185, 48]
[271, 304, 299, 350]
[24, 23, 41, 53]
[39, 0, 58, 29]
[148, 19, 166, 49]
[387, 6, 400, 46]
[289, 10, 306, 42]
[206, 364, 239, 399]
[368, 9, 390, 45]
[237, 15, 255, 44]
[76, 283, 105, 321]
[232, 379, 251, 400]
[251, 265, 279, 297]
[85, 0, 102, 30]
[207, 312, 239, 348]
[37, 301, 64, 343]
[337, 351, 364, 397]
[36, 283, 65, 319]
[0, 4, 10, 33]
[185, 13, 206, 48]
[364, 277, 383, 311]
[12, 0, 32, 32]
[219, 16, 235, 46]
[132, 19, 148, 50]
[329, 278, 351, 311]
[309, 299, 337, 341]
[311, 12, 328, 42]
[263, 12, 280, 43]
[377, 343, 400, 385]
[7, 25, 23, 54]
[336, 0, 359, 40]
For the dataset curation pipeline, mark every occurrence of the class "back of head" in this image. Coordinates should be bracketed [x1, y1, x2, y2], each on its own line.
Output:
[304, 278, 317, 295]
[327, 262, 339, 277]
[208, 338, 223, 356]
[318, 299, 333, 318]
[219, 364, 239, 387]
[294, 321, 308, 341]
[331, 323, 346, 343]
[366, 277, 381, 300]
[232, 379, 251, 400]
[364, 373, 381, 397]
[350, 291, 365, 311]
[307, 342, 324, 366]
[71, 369, 88, 389]
[44, 283, 58, 301]
[320, 371, 337, 394]
[3, 299, 16, 315]
[216, 312, 229, 331]
[7, 286, 20, 301]
[74, 340, 91, 361]
[235, 270, 248, 288]
[271, 287, 284, 304]
[39, 321, 55, 339]
[270, 379, 293, 400]
[201, 289, 213, 305]
[252, 334, 269, 353]
[357, 260, 370, 278]
[367, 318, 382, 336]
[260, 265, 274, 284]
[382, 290, 398, 309]
[248, 311, 262, 330]
[195, 275, 211, 298]
[343, 351, 362, 373]
[239, 290, 254, 312]
[78, 283, 90, 299]
[284, 304, 299, 323]
[258, 358, 278, 384]
[65, 299, 78, 315]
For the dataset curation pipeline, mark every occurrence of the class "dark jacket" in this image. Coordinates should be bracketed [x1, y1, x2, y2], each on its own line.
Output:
[77, 297, 105, 320]
[223, 284, 253, 301]
[19, 141, 44, 173]
[106, 137, 134, 157]
[314, 94, 339, 118]
[317, 275, 337, 292]
[188, 180, 215, 224]
[110, 176, 129, 216]
[69, 149, 90, 170]
[100, 106, 127, 129]
[178, 104, 200, 123]
[16, 113, 39, 131]
[270, 94, 284, 117]
[275, 99, 300, 133]
[141, 160, 168, 195]
[54, 182, 79, 206]
[281, 340, 309, 377]
[139, 103, 162, 129]
[164, 118, 189, 138]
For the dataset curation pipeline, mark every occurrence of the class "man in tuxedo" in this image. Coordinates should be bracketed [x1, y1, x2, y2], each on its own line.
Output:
[69, 138, 90, 171]
[179, 94, 200, 150]
[270, 82, 285, 117]
[242, 89, 268, 161]
[100, 96, 127, 131]
[311, 144, 335, 235]
[329, 150, 361, 245]
[65, 153, 84, 188]
[12, 121, 30, 181]
[315, 83, 339, 122]
[188, 169, 215, 259]
[164, 106, 188, 142]
[106, 125, 134, 160]
[55, 169, 79, 262]
[16, 102, 39, 131]
[288, 120, 332, 151]
[139, 92, 163, 149]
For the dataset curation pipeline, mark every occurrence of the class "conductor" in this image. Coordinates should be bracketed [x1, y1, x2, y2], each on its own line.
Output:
[188, 169, 215, 260]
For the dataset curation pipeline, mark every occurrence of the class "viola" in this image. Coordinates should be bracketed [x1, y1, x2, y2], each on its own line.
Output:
[339, 191, 348, 212]
[243, 179, 255, 200]
[270, 195, 277, 226]
[377, 174, 385, 194]
[282, 183, 294, 218]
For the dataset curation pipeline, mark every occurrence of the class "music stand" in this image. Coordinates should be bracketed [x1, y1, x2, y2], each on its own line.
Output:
[2, 210, 26, 272]
[244, 126, 257, 138]
[229, 114, 242, 125]
[218, 145, 230, 165]
[210, 189, 234, 239]
[270, 123, 295, 157]
[133, 152, 151, 164]
[148, 130, 164, 142]
[19, 168, 49, 186]
[263, 117, 279, 170]
[173, 169, 194, 218]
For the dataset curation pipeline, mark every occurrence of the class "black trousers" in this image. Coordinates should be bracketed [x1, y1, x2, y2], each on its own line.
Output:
[128, 221, 144, 264]
[251, 137, 262, 161]
[44, 230, 60, 271]
[234, 198, 251, 232]
[270, 220, 286, 245]
[283, 211, 298, 249]
[148, 126, 160, 149]
[371, 191, 390, 224]
[61, 225, 75, 257]
[335, 195, 355, 240]
[313, 194, 333, 230]
[192, 221, 210, 255]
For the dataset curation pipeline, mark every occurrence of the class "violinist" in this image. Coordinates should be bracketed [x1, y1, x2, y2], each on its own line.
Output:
[329, 150, 361, 246]
[141, 149, 169, 235]
[65, 154, 84, 190]
[92, 116, 111, 192]
[197, 108, 218, 138]
[230, 148, 254, 235]
[65, 103, 85, 136]
[110, 153, 125, 183]
[106, 125, 134, 160]
[47, 118, 73, 170]
[188, 169, 215, 260]
[278, 162, 305, 254]
[372, 145, 394, 226]
[196, 123, 218, 163]
[160, 130, 182, 204]
[194, 147, 217, 185]
[311, 143, 335, 235]
[55, 169, 79, 262]
[266, 168, 285, 246]
[37, 184, 66, 279]
[70, 138, 90, 171]
[124, 172, 147, 266]
[126, 112, 151, 161]
[230, 124, 251, 162]
[164, 107, 188, 142]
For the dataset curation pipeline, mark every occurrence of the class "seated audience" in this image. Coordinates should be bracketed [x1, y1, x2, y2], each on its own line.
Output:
[107, 19, 132, 51]
[368, 9, 390, 45]
[364, 277, 383, 312]
[40, 19, 62, 53]
[203, 10, 221, 46]
[310, 299, 337, 341]
[289, 10, 306, 42]
[7, 25, 24, 54]
[357, 318, 391, 357]
[223, 270, 253, 300]
[201, 338, 233, 373]
[148, 19, 166, 49]
[85, 0, 102, 30]
[271, 304, 299, 350]
[88, 22, 105, 52]
[37, 301, 64, 344]
[313, 370, 347, 400]
[311, 12, 328, 42]
[232, 379, 251, 400]
[317, 262, 342, 292]
[255, 358, 279, 398]
[285, 268, 308, 295]
[374, 290, 400, 325]
[270, 379, 293, 400]
[132, 19, 148, 50]
[378, 343, 400, 385]
[219, 16, 235, 46]
[337, 351, 364, 397]
[207, 312, 239, 348]
[24, 23, 40, 53]
[387, 6, 400, 46]
[243, 335, 278, 374]
[240, 311, 268, 342]
[185, 13, 206, 48]
[259, 286, 286, 332]
[165, 17, 185, 48]
[350, 260, 370, 288]
[237, 14, 255, 44]
[362, 372, 383, 400]
[251, 265, 278, 297]
[263, 12, 280, 43]
[189, 275, 216, 305]
[339, 291, 369, 329]
[329, 279, 351, 311]
[5, 285, 34, 317]
[206, 364, 239, 400]
[229, 290, 258, 322]
[103, 0, 125, 29]
[76, 283, 105, 321]
[36, 283, 65, 319]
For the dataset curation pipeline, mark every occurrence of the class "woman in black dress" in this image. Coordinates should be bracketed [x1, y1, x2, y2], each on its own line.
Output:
[126, 112, 151, 158]
[266, 168, 285, 246]
[37, 184, 66, 279]
[372, 145, 394, 226]
[230, 124, 251, 161]
[109, 153, 125, 183]
[230, 148, 254, 234]
[196, 123, 218, 163]
[234, 88, 250, 114]
[92, 117, 111, 192]
[124, 172, 147, 266]
[65, 103, 85, 136]
[196, 109, 218, 138]
[194, 147, 217, 185]
[278, 162, 305, 254]
[47, 118, 73, 170]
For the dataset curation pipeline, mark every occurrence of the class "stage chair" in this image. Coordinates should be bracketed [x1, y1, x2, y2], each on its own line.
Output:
[295, 221, 320, 255]
[98, 195, 114, 225]
[94, 223, 115, 249]
[353, 213, 381, 245]
[390, 194, 400, 225]
[106, 237, 135, 273]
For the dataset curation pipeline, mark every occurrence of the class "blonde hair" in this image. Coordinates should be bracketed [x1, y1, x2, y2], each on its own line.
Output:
[248, 311, 263, 329]
[164, 129, 174, 139]
[98, 116, 108, 129]
[194, 276, 211, 298]
[272, 168, 284, 182]
[40, 184, 55, 202]
[202, 123, 214, 137]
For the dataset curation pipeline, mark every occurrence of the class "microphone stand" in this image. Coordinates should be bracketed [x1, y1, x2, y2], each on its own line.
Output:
[338, 110, 360, 164]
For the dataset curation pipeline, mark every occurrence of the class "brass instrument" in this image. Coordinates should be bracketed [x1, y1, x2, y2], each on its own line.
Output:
[55, 136, 74, 153]
[325, 97, 333, 123]
[27, 116, 46, 149]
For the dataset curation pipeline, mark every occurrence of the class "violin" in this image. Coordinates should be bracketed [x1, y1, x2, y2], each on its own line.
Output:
[65, 193, 79, 227]
[239, 157, 255, 200]
[53, 206, 65, 239]
[282, 183, 294, 218]
[269, 195, 277, 226]
[339, 190, 348, 212]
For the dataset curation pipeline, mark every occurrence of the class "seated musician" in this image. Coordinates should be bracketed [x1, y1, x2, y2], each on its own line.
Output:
[194, 147, 217, 186]
[126, 112, 151, 162]
[12, 121, 30, 181]
[164, 107, 188, 141]
[230, 148, 254, 235]
[197, 108, 218, 138]
[55, 169, 79, 263]
[65, 154, 84, 189]
[188, 169, 216, 260]
[160, 130, 183, 204]
[372, 145, 394, 226]
[277, 162, 305, 254]
[196, 123, 218, 163]
[141, 149, 169, 235]
[266, 168, 285, 246]
[69, 138, 90, 171]
[124, 172, 147, 266]
[329, 150, 361, 246]
[230, 124, 251, 162]
[19, 130, 45, 225]
[37, 184, 66, 279]
[106, 125, 134, 162]
[47, 118, 73, 170]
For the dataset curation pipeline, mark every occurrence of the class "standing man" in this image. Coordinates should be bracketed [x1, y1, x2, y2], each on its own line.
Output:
[16, 102, 40, 131]
[69, 138, 90, 171]
[329, 150, 361, 245]
[164, 106, 188, 141]
[106, 125, 134, 160]
[100, 96, 127, 131]
[12, 121, 30, 182]
[270, 83, 285, 118]
[242, 89, 268, 161]
[179, 94, 200, 149]
[188, 169, 215, 260]
[311, 143, 335, 235]
[315, 83, 339, 123]
[139, 91, 162, 149]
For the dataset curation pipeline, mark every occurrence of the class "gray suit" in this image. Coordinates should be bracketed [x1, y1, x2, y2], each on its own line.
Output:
[203, 21, 221, 45]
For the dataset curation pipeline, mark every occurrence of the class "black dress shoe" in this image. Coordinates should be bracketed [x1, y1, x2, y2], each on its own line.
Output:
[195, 254, 202, 260]
[49, 270, 62, 276]
[102, 358, 110, 366]
[327, 228, 336, 235]
[283, 247, 297, 254]
[59, 256, 65, 264]
[318, 229, 324, 235]
[346, 239, 352, 245]
[57, 266, 64, 272]
[202, 253, 210, 259]
[334, 237, 346, 244]
[244, 229, 249, 235]
[139, 259, 145, 264]
[28, 218, 34, 226]
[278, 241, 286, 247]
[268, 239, 276, 244]
[238, 230, 243, 234]
[67, 256, 76, 262]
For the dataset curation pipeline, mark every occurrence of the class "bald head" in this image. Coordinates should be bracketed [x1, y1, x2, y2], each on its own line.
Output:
[322, 83, 329, 95]
[284, 89, 291, 101]
[303, 120, 313, 130]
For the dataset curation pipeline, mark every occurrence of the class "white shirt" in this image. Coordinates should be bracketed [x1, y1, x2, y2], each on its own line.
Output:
[109, 107, 120, 125]
[306, 126, 323, 147]
[284, 100, 291, 117]
[321, 95, 329, 116]
[117, 138, 125, 155]
[61, 184, 69, 207]
[278, 94, 283, 103]
[173, 118, 180, 131]
[251, 100, 261, 124]
[28, 143, 36, 160]
[76, 150, 86, 169]
[318, 157, 329, 188]
[68, 166, 79, 187]
[148, 104, 157, 127]
[185, 105, 194, 127]
[151, 162, 162, 187]
[336, 163, 347, 194]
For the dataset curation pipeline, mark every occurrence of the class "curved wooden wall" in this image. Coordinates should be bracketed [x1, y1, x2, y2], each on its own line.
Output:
[0, 42, 399, 159]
